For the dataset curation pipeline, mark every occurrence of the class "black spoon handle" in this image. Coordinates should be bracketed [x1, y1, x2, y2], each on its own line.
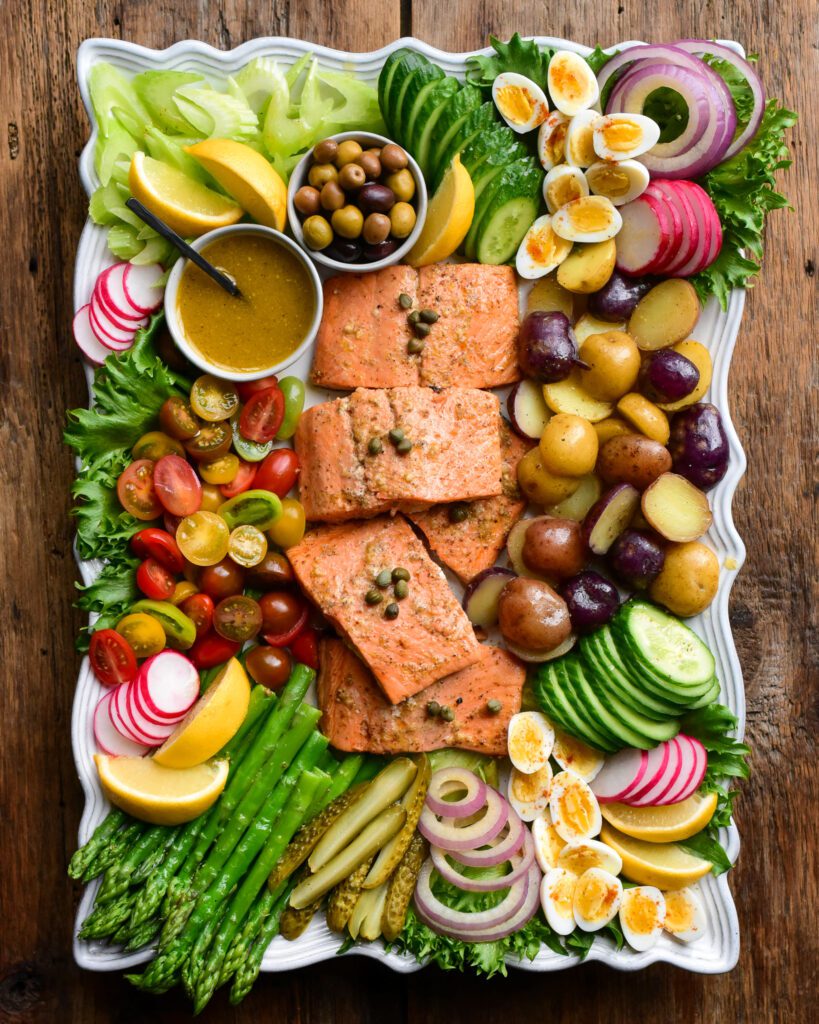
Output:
[125, 197, 241, 297]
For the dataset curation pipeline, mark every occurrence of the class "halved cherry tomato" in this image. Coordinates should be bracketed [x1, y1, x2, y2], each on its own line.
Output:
[184, 421, 232, 462]
[130, 527, 184, 573]
[199, 453, 240, 486]
[176, 511, 230, 566]
[136, 558, 177, 601]
[255, 449, 300, 498]
[189, 631, 241, 670]
[89, 629, 138, 686]
[153, 454, 203, 517]
[159, 395, 200, 440]
[117, 459, 163, 520]
[260, 591, 308, 647]
[237, 375, 279, 402]
[289, 626, 320, 670]
[180, 593, 215, 639]
[220, 460, 257, 498]
[214, 595, 263, 642]
[239, 387, 285, 443]
[266, 497, 306, 549]
[132, 431, 185, 461]
[190, 375, 240, 422]
[171, 580, 198, 606]
[199, 483, 225, 513]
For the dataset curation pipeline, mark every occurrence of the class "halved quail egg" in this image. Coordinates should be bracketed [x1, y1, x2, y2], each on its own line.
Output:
[492, 72, 550, 134]
[537, 111, 569, 170]
[543, 165, 589, 213]
[551, 195, 622, 243]
[516, 214, 574, 279]
[585, 159, 650, 206]
[565, 109, 601, 167]
[593, 113, 661, 161]
[548, 50, 600, 116]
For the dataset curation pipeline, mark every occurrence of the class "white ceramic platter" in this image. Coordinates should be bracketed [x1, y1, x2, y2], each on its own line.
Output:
[72, 35, 747, 976]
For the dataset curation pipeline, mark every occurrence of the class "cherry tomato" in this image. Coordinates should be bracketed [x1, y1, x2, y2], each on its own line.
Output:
[176, 511, 230, 566]
[237, 375, 279, 402]
[89, 629, 138, 686]
[132, 431, 185, 461]
[184, 421, 232, 462]
[199, 454, 240, 486]
[245, 644, 292, 690]
[255, 449, 300, 498]
[190, 375, 240, 422]
[130, 527, 184, 573]
[289, 626, 320, 670]
[260, 591, 308, 646]
[189, 631, 241, 670]
[214, 595, 263, 642]
[220, 460, 257, 498]
[116, 612, 166, 658]
[228, 525, 268, 568]
[239, 387, 285, 443]
[180, 592, 215, 639]
[153, 454, 203, 517]
[164, 512, 183, 535]
[117, 460, 162, 520]
[198, 557, 246, 600]
[136, 558, 176, 600]
[245, 551, 295, 589]
[171, 580, 198, 606]
[267, 497, 306, 549]
[199, 483, 225, 513]
[159, 395, 201, 440]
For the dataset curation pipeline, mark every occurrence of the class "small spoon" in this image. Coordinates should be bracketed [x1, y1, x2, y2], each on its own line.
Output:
[125, 197, 241, 298]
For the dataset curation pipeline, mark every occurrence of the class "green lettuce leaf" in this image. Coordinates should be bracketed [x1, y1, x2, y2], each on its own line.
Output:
[466, 33, 554, 88]
[75, 556, 141, 649]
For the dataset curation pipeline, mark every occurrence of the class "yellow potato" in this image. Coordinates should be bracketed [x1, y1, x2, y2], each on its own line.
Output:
[517, 448, 581, 506]
[557, 239, 617, 294]
[573, 312, 625, 346]
[527, 274, 575, 320]
[594, 417, 635, 446]
[657, 340, 713, 412]
[617, 393, 670, 444]
[650, 541, 719, 617]
[628, 279, 701, 351]
[539, 413, 598, 476]
[578, 331, 641, 401]
[547, 473, 603, 521]
[543, 371, 614, 423]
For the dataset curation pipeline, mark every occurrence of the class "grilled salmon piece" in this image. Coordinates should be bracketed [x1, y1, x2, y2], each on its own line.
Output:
[409, 420, 532, 582]
[288, 516, 482, 703]
[309, 264, 520, 389]
[417, 264, 520, 388]
[310, 266, 418, 390]
[318, 639, 525, 755]
[295, 386, 503, 523]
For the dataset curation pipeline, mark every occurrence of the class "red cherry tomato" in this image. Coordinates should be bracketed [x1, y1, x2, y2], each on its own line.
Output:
[117, 459, 163, 520]
[164, 512, 183, 535]
[237, 375, 279, 402]
[255, 448, 300, 498]
[239, 387, 285, 443]
[153, 454, 203, 517]
[130, 527, 184, 573]
[198, 558, 246, 600]
[289, 626, 319, 669]
[180, 593, 215, 639]
[219, 460, 258, 498]
[260, 592, 308, 647]
[89, 629, 138, 687]
[189, 631, 241, 670]
[136, 558, 177, 600]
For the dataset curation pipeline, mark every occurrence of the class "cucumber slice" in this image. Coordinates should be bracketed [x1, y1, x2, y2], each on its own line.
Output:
[133, 71, 205, 134]
[542, 664, 608, 752]
[429, 102, 497, 191]
[685, 676, 722, 710]
[410, 78, 460, 175]
[532, 666, 572, 733]
[464, 158, 541, 264]
[424, 85, 482, 180]
[395, 64, 444, 147]
[553, 659, 620, 753]
[581, 634, 670, 722]
[578, 656, 679, 745]
[564, 656, 656, 750]
[476, 161, 542, 265]
[383, 52, 431, 143]
[614, 600, 715, 688]
[588, 630, 681, 718]
[461, 164, 509, 259]
[378, 49, 416, 125]
[459, 124, 528, 176]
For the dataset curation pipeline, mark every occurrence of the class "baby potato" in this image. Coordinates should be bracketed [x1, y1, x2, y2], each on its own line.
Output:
[597, 435, 672, 491]
[649, 540, 719, 617]
[518, 448, 581, 506]
[522, 517, 586, 580]
[547, 473, 603, 522]
[578, 331, 641, 401]
[540, 413, 599, 476]
[527, 274, 575, 320]
[617, 393, 670, 444]
[628, 279, 701, 351]
[594, 417, 634, 446]
[556, 239, 617, 294]
[543, 371, 614, 423]
[657, 340, 713, 412]
[498, 577, 573, 651]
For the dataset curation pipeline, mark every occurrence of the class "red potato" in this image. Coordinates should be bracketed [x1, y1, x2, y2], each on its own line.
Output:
[597, 434, 672, 491]
[497, 577, 573, 653]
[582, 482, 640, 555]
[641, 473, 712, 543]
[522, 517, 586, 580]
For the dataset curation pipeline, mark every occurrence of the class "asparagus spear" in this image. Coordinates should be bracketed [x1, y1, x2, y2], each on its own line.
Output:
[68, 809, 127, 879]
[124, 918, 161, 952]
[228, 882, 292, 1005]
[131, 827, 179, 887]
[79, 891, 136, 940]
[96, 826, 175, 903]
[81, 821, 145, 882]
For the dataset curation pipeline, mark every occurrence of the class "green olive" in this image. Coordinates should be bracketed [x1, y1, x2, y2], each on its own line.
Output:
[338, 163, 366, 191]
[294, 185, 321, 216]
[331, 205, 364, 239]
[380, 143, 409, 172]
[362, 212, 391, 245]
[384, 168, 415, 202]
[312, 138, 338, 163]
[389, 201, 416, 239]
[335, 140, 363, 167]
[302, 215, 334, 250]
[320, 180, 346, 212]
[308, 163, 338, 189]
[356, 152, 382, 179]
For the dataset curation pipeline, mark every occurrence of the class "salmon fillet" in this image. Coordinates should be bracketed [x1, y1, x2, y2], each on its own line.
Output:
[288, 516, 482, 703]
[309, 264, 520, 390]
[409, 419, 533, 582]
[318, 639, 525, 756]
[295, 386, 503, 523]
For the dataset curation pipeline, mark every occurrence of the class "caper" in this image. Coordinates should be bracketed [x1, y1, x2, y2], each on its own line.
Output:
[302, 215, 333, 251]
[439, 705, 455, 722]
[331, 204, 364, 240]
[362, 212, 391, 246]
[338, 162, 366, 191]
[396, 438, 413, 455]
[320, 180, 346, 212]
[407, 338, 425, 355]
[365, 588, 383, 606]
[426, 700, 442, 717]
[389, 201, 417, 239]
[375, 569, 392, 588]
[368, 436, 383, 456]
[392, 567, 410, 582]
[313, 138, 338, 164]
[486, 699, 503, 714]
[308, 163, 338, 189]
[413, 322, 431, 339]
[294, 185, 321, 216]
[384, 168, 415, 202]
[394, 579, 409, 600]
[388, 428, 404, 445]
[448, 502, 469, 523]
[380, 143, 409, 172]
[398, 292, 413, 310]
[335, 139, 363, 167]
[419, 308, 439, 324]
[407, 310, 421, 325]
[384, 602, 400, 620]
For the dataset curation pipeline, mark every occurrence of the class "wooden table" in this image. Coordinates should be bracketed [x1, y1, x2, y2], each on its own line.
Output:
[1, 2, 815, 1020]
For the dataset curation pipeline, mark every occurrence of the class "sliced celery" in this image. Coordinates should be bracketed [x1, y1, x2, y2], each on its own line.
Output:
[143, 126, 209, 184]
[94, 121, 138, 185]
[131, 235, 174, 266]
[173, 85, 259, 140]
[134, 70, 205, 134]
[107, 223, 142, 261]
[230, 57, 286, 116]
[88, 182, 128, 226]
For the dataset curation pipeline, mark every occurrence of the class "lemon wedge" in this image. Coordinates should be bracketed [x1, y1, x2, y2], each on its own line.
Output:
[128, 151, 243, 237]
[406, 154, 474, 266]
[186, 139, 288, 231]
[600, 822, 713, 889]
[95, 754, 228, 825]
[601, 791, 718, 843]
[153, 658, 250, 769]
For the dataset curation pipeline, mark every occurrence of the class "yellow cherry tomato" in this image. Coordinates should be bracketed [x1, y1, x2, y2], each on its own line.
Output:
[267, 498, 306, 549]
[190, 375, 240, 422]
[131, 431, 185, 461]
[228, 525, 268, 568]
[116, 612, 166, 658]
[176, 511, 230, 566]
[170, 580, 198, 606]
[199, 483, 224, 513]
[199, 453, 240, 485]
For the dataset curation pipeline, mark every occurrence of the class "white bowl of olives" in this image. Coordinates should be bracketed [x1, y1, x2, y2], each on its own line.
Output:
[287, 131, 428, 272]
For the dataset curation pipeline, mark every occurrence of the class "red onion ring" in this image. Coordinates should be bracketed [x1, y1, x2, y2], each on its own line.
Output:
[429, 863, 543, 944]
[607, 64, 713, 155]
[429, 829, 535, 892]
[597, 43, 713, 98]
[425, 768, 488, 819]
[413, 856, 530, 934]
[418, 786, 509, 852]
[447, 812, 527, 868]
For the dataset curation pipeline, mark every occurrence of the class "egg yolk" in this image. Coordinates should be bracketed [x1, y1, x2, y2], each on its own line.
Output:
[537, 821, 567, 866]
[663, 891, 695, 933]
[543, 121, 568, 165]
[550, 872, 577, 918]
[554, 779, 596, 834]
[560, 844, 605, 875]
[554, 732, 599, 777]
[510, 717, 548, 765]
[547, 175, 584, 209]
[525, 223, 567, 265]
[498, 86, 536, 125]
[566, 197, 614, 233]
[511, 764, 552, 802]
[588, 165, 632, 198]
[601, 120, 644, 153]
[569, 126, 597, 166]
[622, 891, 663, 935]
[574, 871, 620, 923]
[551, 61, 585, 104]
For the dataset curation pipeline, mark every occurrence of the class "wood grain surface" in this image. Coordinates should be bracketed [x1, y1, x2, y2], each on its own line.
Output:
[0, 1, 815, 1021]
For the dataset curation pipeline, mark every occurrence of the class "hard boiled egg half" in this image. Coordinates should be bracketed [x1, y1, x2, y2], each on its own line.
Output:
[551, 195, 622, 244]
[541, 867, 578, 936]
[663, 887, 707, 943]
[507, 763, 553, 822]
[532, 815, 568, 872]
[573, 867, 623, 931]
[558, 838, 623, 877]
[548, 50, 600, 116]
[585, 159, 649, 206]
[543, 165, 589, 214]
[564, 109, 600, 168]
[619, 885, 666, 951]
[492, 73, 549, 134]
[516, 214, 573, 279]
[552, 728, 604, 782]
[549, 770, 602, 842]
[507, 711, 555, 773]
[593, 113, 661, 161]
[537, 112, 569, 170]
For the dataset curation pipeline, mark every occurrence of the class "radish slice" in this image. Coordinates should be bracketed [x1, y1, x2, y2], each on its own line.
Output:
[621, 740, 671, 804]
[109, 683, 155, 746]
[97, 263, 147, 321]
[670, 182, 713, 276]
[615, 194, 671, 275]
[93, 280, 148, 333]
[125, 680, 177, 743]
[138, 651, 200, 720]
[88, 300, 135, 351]
[663, 735, 708, 803]
[655, 180, 699, 275]
[130, 670, 184, 727]
[644, 182, 683, 274]
[629, 737, 683, 806]
[73, 305, 112, 365]
[93, 691, 150, 757]
[123, 263, 165, 314]
[591, 748, 647, 803]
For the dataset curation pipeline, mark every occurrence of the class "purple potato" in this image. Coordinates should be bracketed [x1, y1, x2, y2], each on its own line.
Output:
[669, 402, 729, 491]
[582, 483, 640, 555]
[518, 311, 581, 383]
[608, 528, 666, 589]
[559, 571, 620, 633]
[462, 567, 516, 629]
[587, 271, 654, 322]
[507, 379, 551, 439]
[638, 349, 700, 403]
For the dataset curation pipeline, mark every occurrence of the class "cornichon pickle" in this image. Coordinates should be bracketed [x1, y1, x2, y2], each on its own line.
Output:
[280, 869, 322, 941]
[129, 600, 197, 650]
[362, 753, 430, 890]
[218, 489, 282, 531]
[276, 377, 306, 440]
[348, 881, 388, 941]
[325, 855, 374, 933]
[381, 831, 428, 942]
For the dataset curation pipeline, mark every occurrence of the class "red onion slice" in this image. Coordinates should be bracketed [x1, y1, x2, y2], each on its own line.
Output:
[447, 812, 527, 867]
[597, 43, 713, 97]
[413, 857, 530, 934]
[425, 768, 488, 819]
[429, 830, 535, 892]
[431, 863, 543, 944]
[418, 787, 509, 852]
